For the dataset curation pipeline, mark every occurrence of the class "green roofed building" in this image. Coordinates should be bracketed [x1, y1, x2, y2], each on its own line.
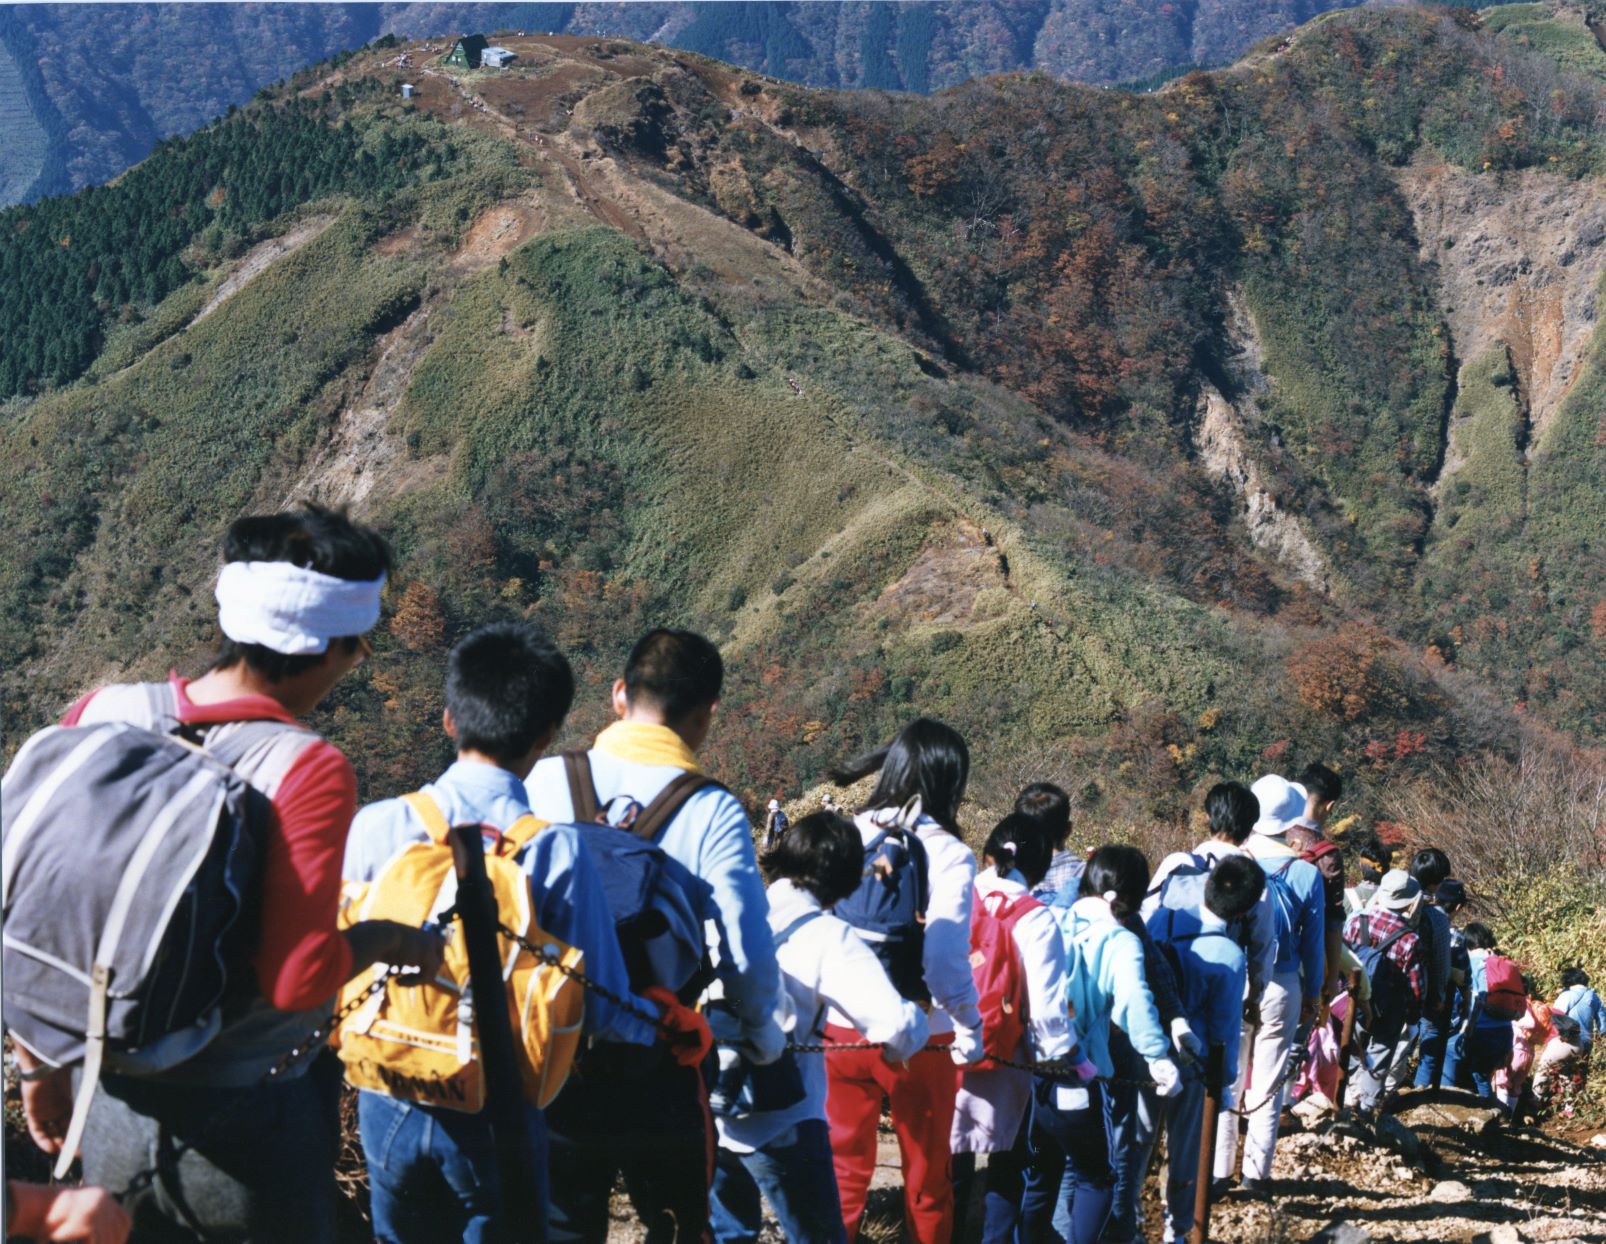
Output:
[443, 34, 488, 69]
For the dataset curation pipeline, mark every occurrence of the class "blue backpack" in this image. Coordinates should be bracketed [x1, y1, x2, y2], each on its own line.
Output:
[560, 752, 718, 1004]
[1262, 856, 1302, 959]
[1347, 915, 1416, 1042]
[834, 799, 931, 1004]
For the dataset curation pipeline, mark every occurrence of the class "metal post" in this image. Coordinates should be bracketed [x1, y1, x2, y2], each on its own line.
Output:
[1189, 1041, 1226, 1244]
[1331, 970, 1361, 1118]
[450, 825, 541, 1244]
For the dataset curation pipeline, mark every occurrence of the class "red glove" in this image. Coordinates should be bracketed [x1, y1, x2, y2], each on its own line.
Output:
[642, 986, 713, 1067]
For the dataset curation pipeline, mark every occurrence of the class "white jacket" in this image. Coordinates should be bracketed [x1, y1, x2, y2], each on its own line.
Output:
[718, 880, 927, 1154]
[827, 808, 983, 1039]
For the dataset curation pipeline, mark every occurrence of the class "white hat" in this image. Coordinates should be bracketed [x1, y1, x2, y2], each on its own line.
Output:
[1250, 774, 1314, 838]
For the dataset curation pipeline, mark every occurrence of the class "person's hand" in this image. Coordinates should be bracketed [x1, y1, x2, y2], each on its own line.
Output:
[735, 1014, 787, 1066]
[1243, 998, 1261, 1029]
[949, 1025, 986, 1067]
[344, 920, 446, 981]
[642, 987, 714, 1067]
[8, 1183, 132, 1244]
[1171, 1017, 1205, 1065]
[1149, 1057, 1184, 1098]
[19, 1066, 72, 1156]
[1299, 996, 1320, 1026]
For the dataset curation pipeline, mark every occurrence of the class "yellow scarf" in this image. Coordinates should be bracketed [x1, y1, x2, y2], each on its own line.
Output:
[594, 721, 701, 773]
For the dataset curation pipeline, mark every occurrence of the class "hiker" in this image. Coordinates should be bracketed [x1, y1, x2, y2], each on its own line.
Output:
[710, 811, 928, 1244]
[1146, 855, 1265, 1243]
[1014, 781, 1083, 900]
[1555, 967, 1604, 1080]
[12, 506, 444, 1243]
[1341, 870, 1426, 1127]
[1298, 763, 1343, 834]
[1455, 922, 1518, 1099]
[1343, 831, 1394, 916]
[823, 718, 985, 1244]
[1382, 848, 1454, 1094]
[524, 629, 783, 1243]
[950, 814, 1089, 1241]
[5, 1182, 130, 1244]
[1216, 775, 1325, 1198]
[1023, 846, 1180, 1243]
[339, 623, 691, 1242]
[1495, 976, 1555, 1114]
[762, 798, 791, 850]
[1411, 867, 1469, 1090]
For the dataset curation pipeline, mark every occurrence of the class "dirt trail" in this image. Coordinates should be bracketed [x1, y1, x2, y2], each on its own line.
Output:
[193, 215, 335, 322]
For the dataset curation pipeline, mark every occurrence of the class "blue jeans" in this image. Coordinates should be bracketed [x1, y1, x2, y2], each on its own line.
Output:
[1457, 1023, 1514, 1101]
[710, 1119, 845, 1244]
[359, 1091, 548, 1244]
[1414, 1009, 1453, 1089]
[1105, 1041, 1160, 1241]
[1159, 1068, 1206, 1243]
[951, 1110, 1030, 1244]
[1022, 1076, 1113, 1244]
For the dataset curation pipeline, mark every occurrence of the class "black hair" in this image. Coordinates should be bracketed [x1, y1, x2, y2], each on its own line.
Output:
[445, 623, 574, 766]
[623, 629, 724, 724]
[1462, 921, 1496, 951]
[761, 811, 864, 907]
[1079, 844, 1150, 920]
[1205, 855, 1265, 923]
[984, 813, 1055, 888]
[212, 504, 392, 682]
[1015, 782, 1072, 849]
[1204, 781, 1258, 845]
[830, 717, 970, 839]
[1562, 967, 1590, 989]
[1353, 831, 1393, 869]
[1521, 973, 1539, 997]
[1299, 762, 1343, 804]
[1409, 847, 1450, 889]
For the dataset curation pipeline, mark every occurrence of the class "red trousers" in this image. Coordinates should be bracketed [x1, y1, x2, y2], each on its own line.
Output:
[825, 1023, 957, 1244]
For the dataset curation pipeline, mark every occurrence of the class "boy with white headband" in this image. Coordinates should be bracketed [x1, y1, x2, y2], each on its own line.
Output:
[18, 505, 444, 1244]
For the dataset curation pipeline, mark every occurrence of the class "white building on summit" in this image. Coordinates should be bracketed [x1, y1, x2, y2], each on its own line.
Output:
[481, 46, 518, 69]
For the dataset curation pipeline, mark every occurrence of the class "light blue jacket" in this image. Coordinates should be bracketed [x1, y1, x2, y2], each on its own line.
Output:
[1557, 984, 1605, 1053]
[526, 747, 781, 1044]
[1145, 903, 1247, 1088]
[344, 759, 657, 1046]
[1054, 897, 1169, 1078]
[1246, 835, 1326, 997]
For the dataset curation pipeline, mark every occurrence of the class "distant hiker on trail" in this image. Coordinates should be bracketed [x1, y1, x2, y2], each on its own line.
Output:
[1026, 846, 1180, 1243]
[9, 506, 443, 1243]
[339, 622, 679, 1242]
[1555, 967, 1604, 1076]
[1456, 922, 1519, 1100]
[1015, 781, 1083, 901]
[1341, 870, 1426, 1128]
[950, 814, 1089, 1239]
[1146, 854, 1264, 1244]
[1343, 831, 1394, 916]
[1297, 762, 1343, 835]
[525, 629, 783, 1243]
[824, 718, 986, 1244]
[1217, 775, 1324, 1197]
[1408, 858, 1467, 1091]
[763, 797, 790, 850]
[710, 812, 928, 1244]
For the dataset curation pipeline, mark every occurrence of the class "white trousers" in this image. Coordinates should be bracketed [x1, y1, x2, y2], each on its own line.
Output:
[1214, 968, 1300, 1183]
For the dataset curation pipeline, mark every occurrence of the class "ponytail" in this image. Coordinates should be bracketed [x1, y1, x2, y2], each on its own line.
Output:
[984, 813, 1054, 888]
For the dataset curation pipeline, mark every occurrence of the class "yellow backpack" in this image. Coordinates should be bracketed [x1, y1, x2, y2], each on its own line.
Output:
[335, 792, 585, 1112]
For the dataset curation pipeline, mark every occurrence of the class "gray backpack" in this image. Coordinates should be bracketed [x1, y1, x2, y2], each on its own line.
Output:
[1, 682, 314, 1176]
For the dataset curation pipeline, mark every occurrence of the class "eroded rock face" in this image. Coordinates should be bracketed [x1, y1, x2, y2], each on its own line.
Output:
[1395, 156, 1606, 452]
[1195, 380, 1332, 593]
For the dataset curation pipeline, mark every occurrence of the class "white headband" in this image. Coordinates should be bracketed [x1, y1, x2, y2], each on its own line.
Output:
[216, 561, 385, 655]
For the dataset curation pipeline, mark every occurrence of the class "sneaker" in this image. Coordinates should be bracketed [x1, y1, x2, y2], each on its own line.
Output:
[1208, 1175, 1236, 1200]
[1241, 1176, 1274, 1200]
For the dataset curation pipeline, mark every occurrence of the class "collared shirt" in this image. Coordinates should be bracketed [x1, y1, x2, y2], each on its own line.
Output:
[525, 741, 780, 1042]
[1032, 850, 1085, 902]
[346, 759, 656, 1046]
[1343, 908, 1424, 1008]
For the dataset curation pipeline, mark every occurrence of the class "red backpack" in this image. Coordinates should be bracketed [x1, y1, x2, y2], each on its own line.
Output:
[969, 889, 1043, 1069]
[1482, 953, 1528, 1021]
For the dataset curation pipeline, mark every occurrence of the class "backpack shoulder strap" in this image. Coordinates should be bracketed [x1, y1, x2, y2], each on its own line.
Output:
[502, 813, 549, 852]
[562, 750, 601, 824]
[1376, 922, 1413, 957]
[631, 771, 724, 843]
[401, 791, 451, 844]
[774, 909, 823, 947]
